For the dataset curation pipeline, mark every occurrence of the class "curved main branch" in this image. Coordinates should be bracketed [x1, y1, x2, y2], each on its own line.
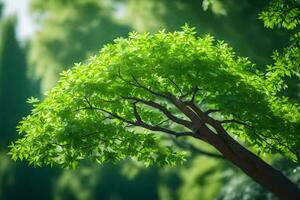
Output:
[80, 97, 194, 138]
[121, 96, 194, 130]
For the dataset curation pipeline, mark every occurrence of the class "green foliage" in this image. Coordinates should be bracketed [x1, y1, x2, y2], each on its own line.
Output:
[260, 0, 300, 100]
[9, 25, 300, 168]
[259, 0, 300, 30]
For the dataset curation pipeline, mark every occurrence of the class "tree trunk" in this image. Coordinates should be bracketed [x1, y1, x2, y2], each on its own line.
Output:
[195, 123, 300, 200]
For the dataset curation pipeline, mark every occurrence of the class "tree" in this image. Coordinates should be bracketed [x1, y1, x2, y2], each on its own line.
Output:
[0, 16, 29, 149]
[8, 0, 299, 198]
[9, 24, 300, 199]
[25, 1, 294, 199]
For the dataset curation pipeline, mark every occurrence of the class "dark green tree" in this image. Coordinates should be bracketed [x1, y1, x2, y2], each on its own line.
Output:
[0, 12, 58, 200]
[0, 17, 28, 149]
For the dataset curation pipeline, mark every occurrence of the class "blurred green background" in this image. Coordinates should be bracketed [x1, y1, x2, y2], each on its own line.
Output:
[0, 0, 299, 199]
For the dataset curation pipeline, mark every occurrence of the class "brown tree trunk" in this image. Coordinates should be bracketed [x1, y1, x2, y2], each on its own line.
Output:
[195, 123, 300, 200]
[150, 92, 299, 198]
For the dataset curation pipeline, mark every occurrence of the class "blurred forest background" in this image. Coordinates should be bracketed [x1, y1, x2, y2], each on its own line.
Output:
[0, 0, 299, 200]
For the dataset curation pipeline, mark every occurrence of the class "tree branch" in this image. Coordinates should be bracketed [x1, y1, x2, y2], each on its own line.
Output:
[78, 104, 194, 138]
[83, 75, 207, 139]
[171, 138, 224, 159]
[220, 119, 252, 128]
[219, 118, 295, 154]
[205, 109, 221, 115]
[167, 77, 184, 96]
[155, 119, 170, 126]
[180, 86, 200, 102]
[130, 74, 167, 99]
[131, 102, 194, 138]
[122, 96, 194, 130]
[167, 93, 202, 125]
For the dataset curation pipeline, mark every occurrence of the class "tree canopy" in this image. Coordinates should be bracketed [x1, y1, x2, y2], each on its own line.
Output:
[9, 25, 300, 169]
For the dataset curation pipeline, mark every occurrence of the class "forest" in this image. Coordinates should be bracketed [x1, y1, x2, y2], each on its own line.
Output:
[1, 0, 300, 200]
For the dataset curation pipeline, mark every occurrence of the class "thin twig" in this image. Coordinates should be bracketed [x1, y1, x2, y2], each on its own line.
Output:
[167, 77, 184, 96]
[205, 109, 221, 115]
[220, 119, 252, 128]
[171, 138, 224, 159]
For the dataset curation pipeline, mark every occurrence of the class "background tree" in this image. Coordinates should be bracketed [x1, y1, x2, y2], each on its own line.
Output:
[0, 16, 28, 149]
[28, 0, 289, 91]
[0, 4, 58, 200]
